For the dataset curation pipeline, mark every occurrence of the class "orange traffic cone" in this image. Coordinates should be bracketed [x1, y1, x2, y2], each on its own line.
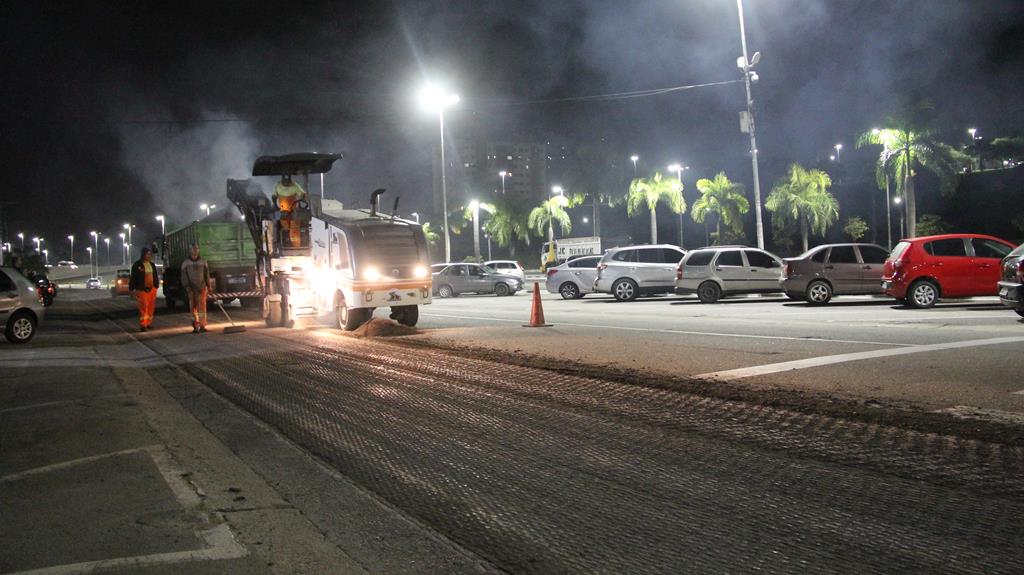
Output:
[524, 282, 552, 327]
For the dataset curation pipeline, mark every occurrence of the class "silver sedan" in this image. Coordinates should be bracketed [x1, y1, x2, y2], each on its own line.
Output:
[545, 255, 602, 299]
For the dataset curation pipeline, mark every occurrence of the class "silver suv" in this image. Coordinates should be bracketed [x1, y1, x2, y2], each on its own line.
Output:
[675, 246, 784, 303]
[0, 267, 46, 343]
[593, 245, 687, 302]
[546, 255, 602, 299]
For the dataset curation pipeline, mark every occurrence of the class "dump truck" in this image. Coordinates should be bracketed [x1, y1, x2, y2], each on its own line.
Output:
[227, 152, 432, 330]
[161, 216, 261, 309]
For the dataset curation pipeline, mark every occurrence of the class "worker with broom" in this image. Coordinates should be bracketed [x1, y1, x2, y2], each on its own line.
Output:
[181, 243, 211, 334]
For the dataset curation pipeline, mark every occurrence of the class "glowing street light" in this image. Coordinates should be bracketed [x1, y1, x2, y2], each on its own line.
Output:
[123, 223, 133, 254]
[200, 204, 215, 217]
[410, 212, 419, 224]
[630, 155, 639, 178]
[668, 163, 689, 247]
[119, 232, 127, 265]
[32, 237, 41, 253]
[498, 170, 507, 195]
[68, 235, 74, 263]
[103, 237, 110, 267]
[90, 231, 99, 277]
[42, 249, 48, 265]
[155, 214, 165, 235]
[418, 82, 460, 262]
[894, 196, 905, 238]
[834, 143, 843, 162]
[86, 247, 93, 277]
[17, 232, 24, 252]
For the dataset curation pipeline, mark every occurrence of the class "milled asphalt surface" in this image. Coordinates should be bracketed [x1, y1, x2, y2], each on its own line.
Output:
[2, 289, 1022, 573]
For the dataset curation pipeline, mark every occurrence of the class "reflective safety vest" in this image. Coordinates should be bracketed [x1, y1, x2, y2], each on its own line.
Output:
[275, 180, 306, 212]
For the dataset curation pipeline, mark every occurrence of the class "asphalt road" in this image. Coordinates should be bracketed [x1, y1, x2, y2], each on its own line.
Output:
[6, 289, 1020, 573]
[412, 289, 1024, 419]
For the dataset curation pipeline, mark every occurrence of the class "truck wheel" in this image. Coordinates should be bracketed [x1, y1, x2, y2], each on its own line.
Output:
[337, 305, 369, 331]
[391, 305, 419, 327]
[5, 311, 36, 344]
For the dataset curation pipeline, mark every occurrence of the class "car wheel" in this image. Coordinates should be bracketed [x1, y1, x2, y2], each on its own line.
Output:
[559, 282, 580, 300]
[697, 281, 722, 304]
[494, 282, 511, 297]
[805, 280, 833, 305]
[908, 279, 939, 309]
[438, 284, 454, 298]
[612, 278, 638, 302]
[5, 311, 36, 344]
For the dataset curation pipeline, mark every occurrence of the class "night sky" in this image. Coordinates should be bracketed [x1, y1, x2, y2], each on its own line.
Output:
[2, 0, 1022, 257]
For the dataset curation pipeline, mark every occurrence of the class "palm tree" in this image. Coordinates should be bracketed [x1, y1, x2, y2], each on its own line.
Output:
[529, 194, 571, 264]
[420, 222, 441, 259]
[462, 201, 495, 261]
[626, 172, 685, 244]
[483, 197, 531, 256]
[856, 110, 967, 238]
[691, 172, 749, 245]
[765, 164, 839, 252]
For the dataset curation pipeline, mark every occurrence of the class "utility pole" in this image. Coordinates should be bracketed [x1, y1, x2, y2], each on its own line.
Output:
[736, 0, 764, 249]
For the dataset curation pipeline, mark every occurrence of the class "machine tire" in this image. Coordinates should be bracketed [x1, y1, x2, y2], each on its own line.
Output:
[559, 282, 580, 300]
[438, 284, 455, 298]
[494, 282, 511, 297]
[5, 311, 36, 344]
[391, 305, 419, 327]
[612, 278, 639, 302]
[908, 279, 939, 309]
[697, 281, 722, 304]
[337, 305, 370, 331]
[805, 280, 833, 305]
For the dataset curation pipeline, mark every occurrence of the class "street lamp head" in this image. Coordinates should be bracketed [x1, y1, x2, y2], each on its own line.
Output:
[417, 84, 460, 112]
[630, 155, 639, 163]
[68, 235, 73, 241]
[499, 170, 507, 178]
[119, 232, 125, 240]
[894, 196, 902, 205]
[468, 200, 479, 210]
[552, 185, 563, 195]
[90, 231, 97, 237]
[835, 143, 843, 151]
[829, 155, 836, 161]
[871, 128, 880, 135]
[667, 163, 681, 172]
[968, 128, 977, 137]
[582, 217, 589, 223]
[17, 233, 23, 239]
[86, 247, 92, 253]
[200, 203, 208, 211]
[155, 215, 164, 221]
[104, 238, 110, 245]
[750, 51, 761, 66]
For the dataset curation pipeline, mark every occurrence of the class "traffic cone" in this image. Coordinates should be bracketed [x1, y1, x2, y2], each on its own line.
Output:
[523, 282, 552, 327]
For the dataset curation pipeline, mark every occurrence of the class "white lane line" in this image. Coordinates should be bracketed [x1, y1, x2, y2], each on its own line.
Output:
[696, 336, 1024, 380]
[1013, 389, 1024, 396]
[421, 312, 913, 347]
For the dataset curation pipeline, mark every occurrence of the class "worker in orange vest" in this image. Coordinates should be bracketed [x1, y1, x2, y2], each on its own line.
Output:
[128, 247, 159, 332]
[274, 175, 307, 246]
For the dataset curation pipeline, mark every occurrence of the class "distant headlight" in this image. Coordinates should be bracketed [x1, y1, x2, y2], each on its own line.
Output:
[363, 266, 381, 281]
[413, 265, 428, 278]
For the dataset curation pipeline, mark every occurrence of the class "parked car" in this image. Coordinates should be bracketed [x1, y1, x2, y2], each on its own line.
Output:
[997, 242, 1024, 318]
[484, 260, 526, 281]
[675, 246, 784, 303]
[882, 234, 1015, 308]
[593, 244, 687, 302]
[781, 243, 890, 304]
[27, 272, 56, 306]
[0, 267, 45, 343]
[86, 277, 102, 290]
[430, 263, 522, 297]
[110, 269, 131, 297]
[546, 255, 602, 299]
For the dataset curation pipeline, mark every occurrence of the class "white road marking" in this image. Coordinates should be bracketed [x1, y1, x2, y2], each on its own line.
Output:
[3, 446, 247, 575]
[1013, 389, 1024, 396]
[421, 312, 913, 347]
[696, 336, 1024, 380]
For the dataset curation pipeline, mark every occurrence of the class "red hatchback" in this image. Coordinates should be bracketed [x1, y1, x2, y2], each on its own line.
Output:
[882, 234, 1015, 308]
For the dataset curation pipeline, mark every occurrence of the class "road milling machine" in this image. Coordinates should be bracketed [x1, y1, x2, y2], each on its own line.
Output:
[227, 153, 432, 330]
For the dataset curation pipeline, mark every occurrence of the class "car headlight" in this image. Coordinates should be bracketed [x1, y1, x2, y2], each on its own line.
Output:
[363, 266, 381, 281]
[413, 265, 428, 278]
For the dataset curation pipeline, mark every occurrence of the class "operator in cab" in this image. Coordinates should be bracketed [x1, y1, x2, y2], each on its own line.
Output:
[274, 175, 306, 247]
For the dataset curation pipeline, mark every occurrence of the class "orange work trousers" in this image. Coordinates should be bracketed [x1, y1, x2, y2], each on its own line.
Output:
[187, 287, 208, 328]
[134, 289, 157, 328]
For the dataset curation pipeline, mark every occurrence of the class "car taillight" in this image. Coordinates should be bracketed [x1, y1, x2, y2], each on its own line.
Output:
[547, 268, 558, 276]
[783, 263, 791, 278]
[1017, 259, 1024, 282]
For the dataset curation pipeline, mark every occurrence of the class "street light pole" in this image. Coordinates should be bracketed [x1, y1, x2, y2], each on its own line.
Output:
[469, 200, 481, 261]
[894, 196, 904, 239]
[90, 231, 99, 278]
[419, 84, 460, 263]
[499, 171, 507, 195]
[630, 155, 639, 179]
[156, 215, 165, 236]
[119, 233, 126, 266]
[668, 163, 686, 248]
[17, 232, 24, 253]
[834, 143, 842, 163]
[736, 0, 764, 249]
[104, 237, 110, 267]
[411, 212, 419, 224]
[68, 235, 74, 263]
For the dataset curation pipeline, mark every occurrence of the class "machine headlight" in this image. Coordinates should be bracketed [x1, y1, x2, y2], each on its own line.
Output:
[413, 265, 428, 278]
[363, 266, 381, 281]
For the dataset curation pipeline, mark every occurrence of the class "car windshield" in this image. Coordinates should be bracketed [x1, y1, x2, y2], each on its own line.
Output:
[1008, 243, 1024, 257]
[480, 265, 497, 274]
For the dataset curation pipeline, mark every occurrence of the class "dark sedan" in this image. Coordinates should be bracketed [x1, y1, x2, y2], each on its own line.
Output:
[997, 242, 1024, 318]
[781, 243, 890, 304]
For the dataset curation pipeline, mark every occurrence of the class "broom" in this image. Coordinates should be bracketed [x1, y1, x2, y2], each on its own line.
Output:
[214, 300, 247, 334]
